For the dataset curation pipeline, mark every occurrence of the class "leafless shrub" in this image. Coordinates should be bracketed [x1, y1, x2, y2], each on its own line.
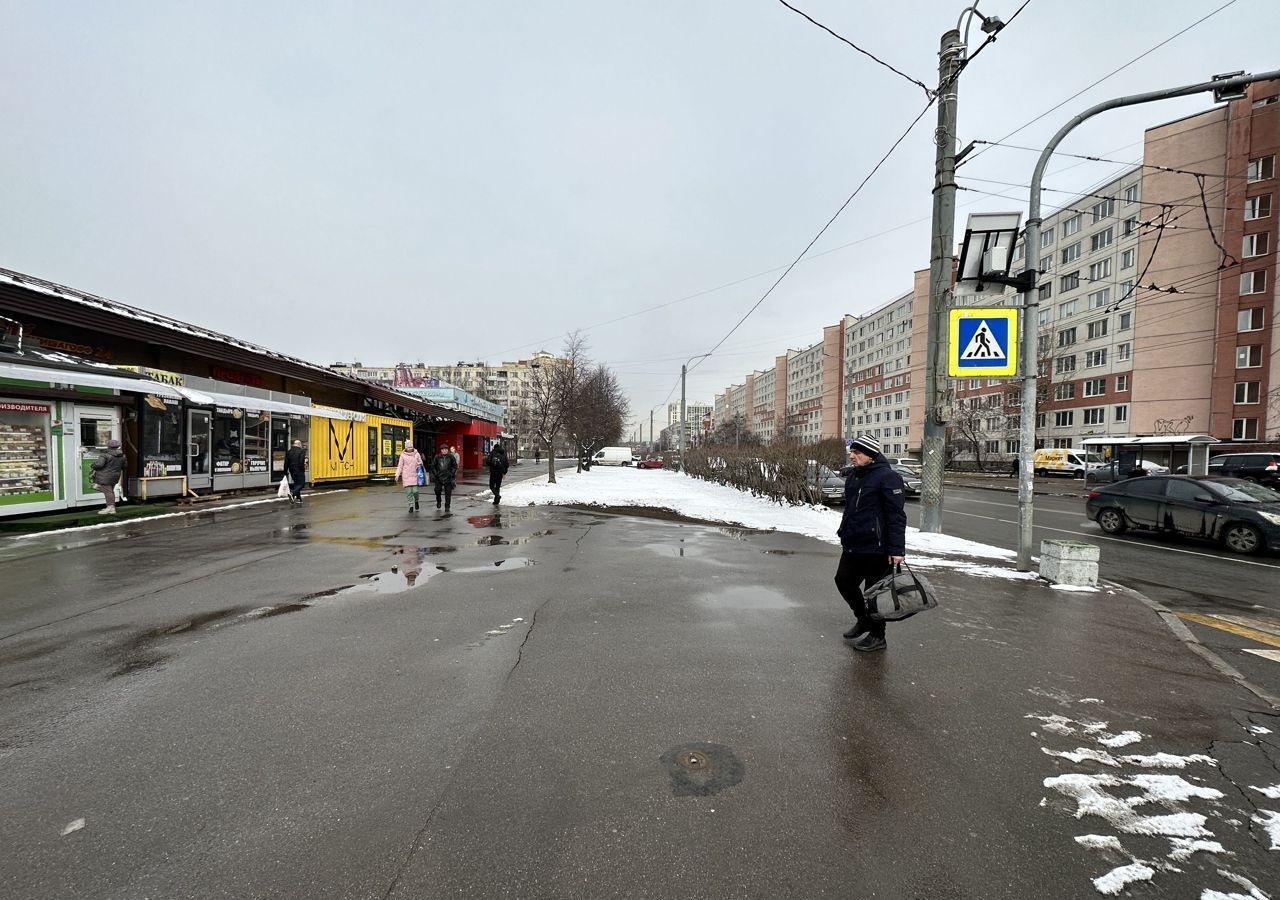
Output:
[683, 438, 846, 506]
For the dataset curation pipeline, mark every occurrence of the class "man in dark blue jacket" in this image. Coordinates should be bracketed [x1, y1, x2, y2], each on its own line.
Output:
[834, 434, 907, 652]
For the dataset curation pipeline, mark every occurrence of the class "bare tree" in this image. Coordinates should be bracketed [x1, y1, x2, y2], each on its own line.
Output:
[569, 364, 628, 471]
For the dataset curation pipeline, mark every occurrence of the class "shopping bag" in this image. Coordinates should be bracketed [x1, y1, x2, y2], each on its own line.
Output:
[277, 477, 291, 499]
[865, 562, 938, 622]
[416, 464, 426, 486]
[114, 482, 128, 504]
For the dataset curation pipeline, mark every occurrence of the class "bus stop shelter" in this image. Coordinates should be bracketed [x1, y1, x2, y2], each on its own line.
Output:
[1082, 434, 1219, 483]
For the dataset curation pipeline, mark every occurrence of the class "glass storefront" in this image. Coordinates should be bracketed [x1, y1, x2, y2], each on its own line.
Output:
[380, 423, 410, 469]
[243, 409, 270, 475]
[139, 396, 184, 477]
[213, 407, 244, 474]
[0, 400, 55, 506]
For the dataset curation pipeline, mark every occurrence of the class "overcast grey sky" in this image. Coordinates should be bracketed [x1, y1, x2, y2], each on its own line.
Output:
[3, 1, 1274, 427]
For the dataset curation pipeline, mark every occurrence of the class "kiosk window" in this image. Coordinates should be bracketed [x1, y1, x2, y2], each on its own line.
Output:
[243, 411, 270, 474]
[381, 424, 409, 469]
[0, 401, 54, 502]
[141, 398, 183, 476]
[213, 409, 243, 474]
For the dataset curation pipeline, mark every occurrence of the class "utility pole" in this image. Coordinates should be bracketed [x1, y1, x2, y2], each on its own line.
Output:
[920, 27, 965, 534]
[679, 364, 687, 471]
[650, 409, 654, 455]
[1011, 68, 1280, 569]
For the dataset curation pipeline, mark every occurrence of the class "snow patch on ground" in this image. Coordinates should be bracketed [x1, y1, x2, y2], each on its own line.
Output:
[1098, 731, 1144, 748]
[1253, 810, 1280, 850]
[1092, 862, 1155, 895]
[1249, 784, 1280, 800]
[502, 467, 1038, 579]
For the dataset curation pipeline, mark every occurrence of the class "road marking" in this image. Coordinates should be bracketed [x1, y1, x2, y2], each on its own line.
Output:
[938, 509, 1280, 569]
[1174, 613, 1280, 650]
[1243, 649, 1280, 663]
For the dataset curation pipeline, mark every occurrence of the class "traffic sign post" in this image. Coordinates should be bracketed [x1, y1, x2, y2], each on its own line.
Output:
[947, 307, 1018, 378]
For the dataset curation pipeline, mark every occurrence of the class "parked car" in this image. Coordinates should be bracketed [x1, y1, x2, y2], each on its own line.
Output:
[1085, 475, 1280, 555]
[1085, 459, 1170, 484]
[892, 464, 922, 497]
[804, 461, 848, 505]
[636, 456, 664, 469]
[1200, 452, 1280, 487]
[885, 456, 922, 471]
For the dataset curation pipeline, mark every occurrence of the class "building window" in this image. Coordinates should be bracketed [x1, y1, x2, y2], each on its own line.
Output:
[1116, 342, 1131, 362]
[1083, 408, 1105, 425]
[1058, 327, 1077, 346]
[1237, 345, 1263, 368]
[1059, 300, 1078, 319]
[1038, 284, 1053, 302]
[1038, 309, 1051, 327]
[1090, 227, 1115, 252]
[1123, 184, 1139, 204]
[1233, 418, 1259, 440]
[1040, 254, 1053, 274]
[1088, 320, 1109, 339]
[1055, 355, 1077, 374]
[1119, 311, 1132, 330]
[1038, 334, 1051, 354]
[1054, 411, 1074, 427]
[1084, 378, 1106, 397]
[1247, 155, 1275, 182]
[1061, 242, 1081, 264]
[1005, 439, 1020, 454]
[1238, 308, 1265, 331]
[1088, 288, 1110, 309]
[1121, 248, 1136, 270]
[1114, 404, 1129, 423]
[1060, 271, 1080, 291]
[1013, 242, 1025, 261]
[1091, 198, 1115, 221]
[1235, 381, 1260, 404]
[1241, 271, 1268, 295]
[1244, 195, 1272, 220]
[1243, 232, 1270, 258]
[1054, 384, 1076, 401]
[1036, 413, 1047, 428]
[1115, 374, 1129, 392]
[1122, 217, 1139, 237]
[1040, 229, 1054, 248]
[1086, 349, 1108, 368]
[1089, 260, 1112, 281]
[1063, 215, 1081, 237]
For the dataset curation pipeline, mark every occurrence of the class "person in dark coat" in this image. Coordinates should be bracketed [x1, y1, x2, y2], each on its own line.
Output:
[486, 443, 510, 505]
[430, 441, 458, 511]
[834, 434, 907, 652]
[89, 438, 126, 515]
[283, 440, 307, 504]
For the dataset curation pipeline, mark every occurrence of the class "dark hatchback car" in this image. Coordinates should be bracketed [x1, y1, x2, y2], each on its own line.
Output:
[1085, 475, 1280, 555]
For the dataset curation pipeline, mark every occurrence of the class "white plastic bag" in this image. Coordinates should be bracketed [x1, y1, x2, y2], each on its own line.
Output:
[114, 482, 128, 504]
[277, 477, 291, 499]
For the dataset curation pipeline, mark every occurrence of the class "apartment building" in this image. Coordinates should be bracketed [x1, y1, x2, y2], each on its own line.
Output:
[846, 293, 916, 456]
[749, 358, 785, 442]
[1135, 80, 1279, 442]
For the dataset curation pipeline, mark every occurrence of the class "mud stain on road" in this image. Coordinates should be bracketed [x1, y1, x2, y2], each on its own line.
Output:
[109, 606, 248, 678]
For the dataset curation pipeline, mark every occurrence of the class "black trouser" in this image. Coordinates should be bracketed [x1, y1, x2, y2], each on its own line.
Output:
[834, 551, 893, 639]
[489, 470, 503, 497]
[434, 483, 453, 508]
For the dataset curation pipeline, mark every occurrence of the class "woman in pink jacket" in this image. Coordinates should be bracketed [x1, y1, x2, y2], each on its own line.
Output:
[394, 441, 426, 513]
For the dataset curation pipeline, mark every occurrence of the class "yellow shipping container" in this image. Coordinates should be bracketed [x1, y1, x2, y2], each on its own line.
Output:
[308, 407, 370, 483]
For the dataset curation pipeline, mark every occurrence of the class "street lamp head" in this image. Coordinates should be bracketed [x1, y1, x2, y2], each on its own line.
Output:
[979, 14, 1004, 34]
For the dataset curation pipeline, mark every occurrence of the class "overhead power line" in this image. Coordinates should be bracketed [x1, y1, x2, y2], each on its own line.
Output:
[961, 0, 1243, 168]
[775, 0, 933, 98]
[969, 140, 1258, 182]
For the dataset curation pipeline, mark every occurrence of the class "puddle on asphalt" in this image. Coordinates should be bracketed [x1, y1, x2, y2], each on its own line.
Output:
[440, 558, 536, 574]
[643, 542, 693, 558]
[695, 586, 796, 610]
[760, 549, 796, 555]
[475, 535, 508, 546]
[466, 511, 530, 528]
[660, 742, 745, 797]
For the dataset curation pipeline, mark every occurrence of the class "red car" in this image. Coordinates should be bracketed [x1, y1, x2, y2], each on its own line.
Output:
[636, 457, 664, 469]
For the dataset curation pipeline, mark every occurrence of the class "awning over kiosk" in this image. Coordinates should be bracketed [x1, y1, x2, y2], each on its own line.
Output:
[0, 360, 215, 404]
[195, 390, 314, 417]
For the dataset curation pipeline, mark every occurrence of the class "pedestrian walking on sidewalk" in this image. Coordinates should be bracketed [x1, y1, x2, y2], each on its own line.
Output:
[430, 442, 458, 511]
[1009, 457, 1018, 479]
[834, 434, 907, 652]
[394, 442, 426, 513]
[485, 443, 509, 505]
[284, 440, 308, 503]
[90, 438, 126, 515]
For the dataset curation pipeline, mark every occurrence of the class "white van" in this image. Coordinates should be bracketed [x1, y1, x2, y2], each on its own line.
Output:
[591, 446, 633, 466]
[1033, 447, 1104, 478]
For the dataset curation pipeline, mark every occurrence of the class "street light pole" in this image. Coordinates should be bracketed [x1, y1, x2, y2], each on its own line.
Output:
[679, 354, 712, 471]
[920, 25, 966, 534]
[1012, 68, 1280, 570]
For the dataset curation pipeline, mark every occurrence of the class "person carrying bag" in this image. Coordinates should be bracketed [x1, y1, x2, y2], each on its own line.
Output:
[833, 434, 907, 653]
[864, 562, 938, 621]
[394, 442, 426, 513]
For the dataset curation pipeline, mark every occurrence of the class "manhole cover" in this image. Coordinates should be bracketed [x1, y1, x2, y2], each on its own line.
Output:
[660, 742, 744, 797]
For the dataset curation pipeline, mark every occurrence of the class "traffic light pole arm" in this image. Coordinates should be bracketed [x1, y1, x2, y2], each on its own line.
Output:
[1014, 68, 1280, 571]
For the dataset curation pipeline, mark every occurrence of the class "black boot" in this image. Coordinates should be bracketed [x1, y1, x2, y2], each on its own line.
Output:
[415, 497, 420, 510]
[843, 621, 870, 640]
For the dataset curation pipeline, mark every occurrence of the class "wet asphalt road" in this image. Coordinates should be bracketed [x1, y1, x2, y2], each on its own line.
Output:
[915, 484, 1280, 698]
[2, 474, 1278, 899]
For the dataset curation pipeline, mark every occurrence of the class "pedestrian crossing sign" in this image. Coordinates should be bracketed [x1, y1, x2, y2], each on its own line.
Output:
[948, 307, 1018, 377]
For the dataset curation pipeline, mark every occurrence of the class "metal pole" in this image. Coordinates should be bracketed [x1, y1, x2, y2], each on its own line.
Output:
[650, 409, 654, 455]
[1013, 68, 1280, 570]
[920, 27, 965, 534]
[679, 364, 687, 472]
